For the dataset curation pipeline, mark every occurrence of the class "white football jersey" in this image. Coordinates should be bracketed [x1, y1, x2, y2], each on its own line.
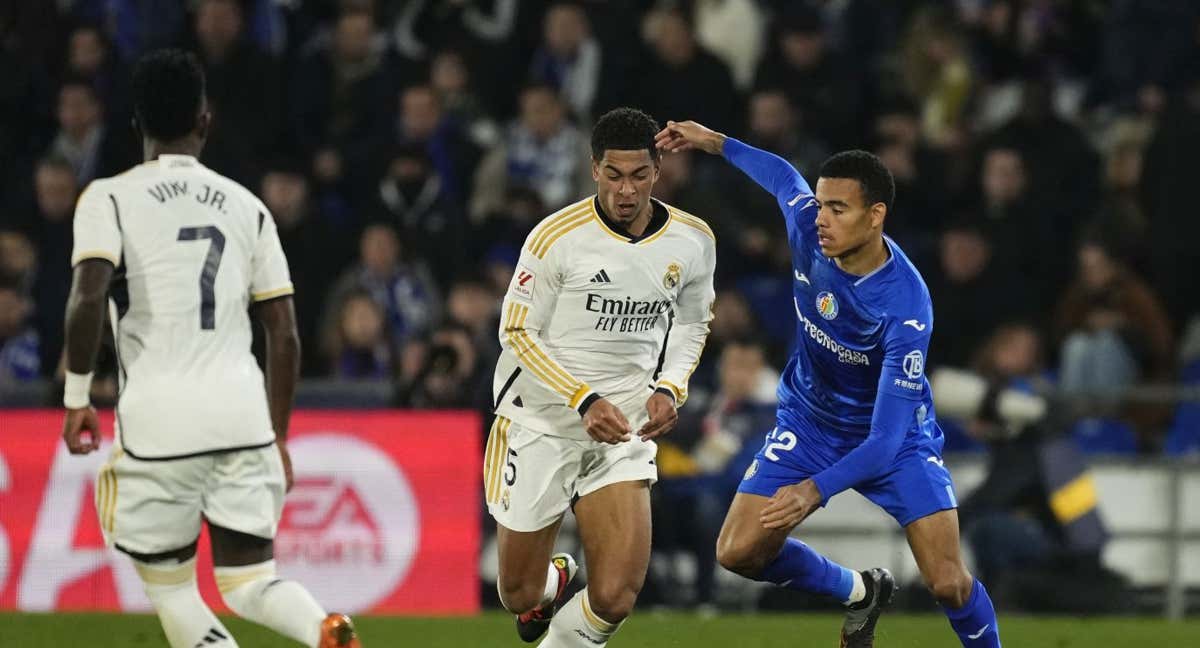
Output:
[72, 155, 293, 459]
[493, 196, 716, 440]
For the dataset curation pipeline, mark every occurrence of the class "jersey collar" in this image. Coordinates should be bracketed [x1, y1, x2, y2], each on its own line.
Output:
[156, 154, 199, 168]
[592, 197, 670, 243]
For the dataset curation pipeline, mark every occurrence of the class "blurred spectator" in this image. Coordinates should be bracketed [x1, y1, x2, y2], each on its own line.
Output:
[653, 339, 777, 607]
[0, 230, 37, 291]
[260, 162, 348, 375]
[872, 98, 950, 250]
[430, 48, 499, 149]
[1097, 1, 1200, 110]
[939, 324, 1127, 613]
[745, 89, 828, 179]
[529, 2, 603, 121]
[1056, 238, 1174, 398]
[693, 0, 765, 91]
[1142, 76, 1200, 325]
[638, 7, 738, 135]
[291, 6, 395, 189]
[901, 6, 972, 149]
[470, 84, 591, 219]
[29, 156, 80, 377]
[45, 77, 136, 185]
[323, 290, 395, 380]
[64, 23, 131, 122]
[978, 77, 1101, 247]
[1090, 120, 1152, 275]
[928, 220, 1023, 368]
[93, 0, 189, 62]
[976, 145, 1058, 310]
[398, 323, 487, 410]
[754, 6, 859, 148]
[0, 278, 40, 385]
[372, 143, 466, 287]
[325, 223, 441, 352]
[395, 83, 480, 203]
[192, 0, 283, 185]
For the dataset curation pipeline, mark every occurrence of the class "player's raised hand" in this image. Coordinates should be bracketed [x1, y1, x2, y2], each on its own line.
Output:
[638, 392, 678, 442]
[61, 406, 102, 455]
[583, 398, 632, 444]
[654, 120, 727, 155]
[760, 479, 822, 530]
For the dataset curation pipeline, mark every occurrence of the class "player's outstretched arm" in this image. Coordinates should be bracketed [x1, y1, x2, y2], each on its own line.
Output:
[254, 296, 300, 490]
[656, 120, 812, 214]
[61, 259, 114, 454]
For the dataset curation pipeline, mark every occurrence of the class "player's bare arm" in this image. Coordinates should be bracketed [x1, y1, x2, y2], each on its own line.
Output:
[61, 258, 114, 455]
[254, 295, 301, 491]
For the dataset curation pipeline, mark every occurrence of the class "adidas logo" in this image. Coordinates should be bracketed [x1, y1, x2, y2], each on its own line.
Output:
[589, 269, 612, 284]
[194, 627, 230, 646]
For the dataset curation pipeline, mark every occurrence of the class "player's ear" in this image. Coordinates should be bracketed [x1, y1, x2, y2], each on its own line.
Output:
[869, 202, 887, 229]
[196, 110, 212, 140]
[591, 157, 601, 182]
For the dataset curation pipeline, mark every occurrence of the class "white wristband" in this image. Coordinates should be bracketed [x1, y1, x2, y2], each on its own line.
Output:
[63, 371, 94, 409]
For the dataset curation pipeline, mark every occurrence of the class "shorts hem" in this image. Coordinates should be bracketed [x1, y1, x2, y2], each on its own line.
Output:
[896, 504, 958, 528]
[488, 507, 566, 533]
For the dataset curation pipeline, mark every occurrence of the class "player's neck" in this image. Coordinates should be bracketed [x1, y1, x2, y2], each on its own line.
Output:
[144, 138, 203, 162]
[625, 204, 653, 237]
[834, 235, 889, 277]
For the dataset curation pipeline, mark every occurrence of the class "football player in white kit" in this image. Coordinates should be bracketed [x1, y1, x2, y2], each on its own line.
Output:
[487, 108, 716, 647]
[60, 50, 360, 648]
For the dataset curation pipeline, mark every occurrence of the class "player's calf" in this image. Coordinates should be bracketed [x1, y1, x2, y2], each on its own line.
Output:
[215, 559, 334, 648]
[133, 556, 238, 647]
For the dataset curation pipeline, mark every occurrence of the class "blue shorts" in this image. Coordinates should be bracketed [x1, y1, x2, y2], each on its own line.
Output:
[737, 420, 957, 527]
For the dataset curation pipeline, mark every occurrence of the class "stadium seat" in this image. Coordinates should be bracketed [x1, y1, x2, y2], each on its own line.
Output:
[1165, 360, 1200, 456]
[1070, 418, 1138, 455]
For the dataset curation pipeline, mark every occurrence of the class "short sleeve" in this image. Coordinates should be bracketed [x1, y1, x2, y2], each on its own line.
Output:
[250, 209, 294, 301]
[71, 182, 122, 267]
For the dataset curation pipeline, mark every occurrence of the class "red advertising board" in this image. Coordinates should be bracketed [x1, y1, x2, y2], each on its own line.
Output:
[0, 409, 481, 614]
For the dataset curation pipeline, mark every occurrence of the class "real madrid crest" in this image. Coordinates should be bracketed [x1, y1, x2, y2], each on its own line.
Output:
[663, 262, 682, 290]
[816, 291, 839, 320]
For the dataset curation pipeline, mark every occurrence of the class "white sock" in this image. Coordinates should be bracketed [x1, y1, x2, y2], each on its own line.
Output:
[540, 561, 560, 608]
[844, 570, 867, 606]
[134, 558, 237, 648]
[539, 590, 621, 648]
[215, 560, 326, 648]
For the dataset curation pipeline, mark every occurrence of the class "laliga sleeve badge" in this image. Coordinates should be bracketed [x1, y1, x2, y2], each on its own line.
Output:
[512, 265, 535, 300]
[663, 262, 682, 290]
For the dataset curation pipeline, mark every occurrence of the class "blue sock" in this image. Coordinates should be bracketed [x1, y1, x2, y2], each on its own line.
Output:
[944, 579, 1001, 647]
[757, 538, 856, 601]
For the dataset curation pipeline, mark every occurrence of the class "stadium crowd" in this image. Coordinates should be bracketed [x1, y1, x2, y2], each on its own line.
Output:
[3, 0, 1200, 614]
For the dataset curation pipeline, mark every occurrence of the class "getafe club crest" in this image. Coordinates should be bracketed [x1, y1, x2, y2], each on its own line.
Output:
[816, 291, 839, 320]
[663, 262, 682, 290]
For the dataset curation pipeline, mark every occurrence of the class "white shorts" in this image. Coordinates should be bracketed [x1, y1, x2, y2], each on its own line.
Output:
[95, 442, 286, 556]
[484, 416, 659, 532]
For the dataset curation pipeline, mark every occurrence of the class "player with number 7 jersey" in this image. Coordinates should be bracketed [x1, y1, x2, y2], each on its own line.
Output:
[63, 49, 358, 648]
[71, 152, 291, 458]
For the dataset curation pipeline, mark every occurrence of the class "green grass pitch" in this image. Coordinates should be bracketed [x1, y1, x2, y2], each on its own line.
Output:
[2, 611, 1195, 647]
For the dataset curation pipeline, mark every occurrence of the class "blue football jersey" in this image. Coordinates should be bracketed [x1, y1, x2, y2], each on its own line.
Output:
[724, 139, 938, 454]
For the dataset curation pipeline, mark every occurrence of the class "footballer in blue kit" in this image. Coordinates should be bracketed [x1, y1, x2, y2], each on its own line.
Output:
[657, 120, 1001, 648]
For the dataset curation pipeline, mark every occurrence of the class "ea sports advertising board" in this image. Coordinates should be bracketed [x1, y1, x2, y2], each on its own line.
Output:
[0, 410, 480, 614]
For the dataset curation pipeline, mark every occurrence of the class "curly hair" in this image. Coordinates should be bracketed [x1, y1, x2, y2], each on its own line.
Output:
[590, 107, 660, 162]
[131, 49, 205, 141]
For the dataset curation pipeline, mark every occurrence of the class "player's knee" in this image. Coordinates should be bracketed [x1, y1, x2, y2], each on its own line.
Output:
[716, 536, 767, 578]
[586, 582, 640, 623]
[924, 565, 973, 609]
[496, 578, 545, 615]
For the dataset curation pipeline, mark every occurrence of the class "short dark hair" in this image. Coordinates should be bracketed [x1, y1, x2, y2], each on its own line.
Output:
[131, 49, 205, 141]
[590, 107, 660, 163]
[819, 150, 895, 213]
